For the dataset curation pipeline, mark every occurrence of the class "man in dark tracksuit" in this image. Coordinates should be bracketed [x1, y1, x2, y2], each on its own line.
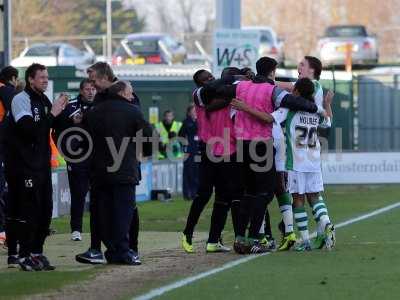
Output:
[179, 104, 199, 201]
[4, 63, 67, 271]
[85, 80, 151, 265]
[53, 79, 96, 242]
[0, 66, 19, 253]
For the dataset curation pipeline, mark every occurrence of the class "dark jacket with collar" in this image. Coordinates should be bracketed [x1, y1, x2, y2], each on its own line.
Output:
[4, 86, 54, 178]
[84, 90, 151, 185]
[52, 94, 94, 168]
[0, 82, 17, 153]
[179, 116, 199, 154]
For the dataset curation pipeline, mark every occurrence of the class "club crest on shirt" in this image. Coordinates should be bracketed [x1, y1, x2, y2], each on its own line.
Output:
[33, 107, 40, 122]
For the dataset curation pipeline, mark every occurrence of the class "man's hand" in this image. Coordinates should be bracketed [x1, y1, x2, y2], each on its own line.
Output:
[51, 93, 68, 117]
[324, 90, 334, 107]
[231, 98, 250, 112]
[323, 90, 334, 118]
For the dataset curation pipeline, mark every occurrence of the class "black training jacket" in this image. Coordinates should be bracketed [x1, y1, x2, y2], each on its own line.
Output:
[4, 86, 54, 179]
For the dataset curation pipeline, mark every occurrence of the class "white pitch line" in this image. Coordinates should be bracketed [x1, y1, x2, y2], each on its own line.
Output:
[134, 201, 400, 300]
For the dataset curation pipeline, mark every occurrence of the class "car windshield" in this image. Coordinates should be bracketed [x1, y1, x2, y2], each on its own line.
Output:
[123, 39, 159, 54]
[325, 27, 367, 37]
[260, 31, 273, 43]
[25, 45, 58, 57]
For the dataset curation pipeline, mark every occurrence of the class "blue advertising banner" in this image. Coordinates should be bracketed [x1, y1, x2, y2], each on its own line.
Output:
[136, 161, 153, 202]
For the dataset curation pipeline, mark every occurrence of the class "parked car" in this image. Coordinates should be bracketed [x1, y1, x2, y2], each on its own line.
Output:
[11, 43, 96, 67]
[242, 26, 285, 66]
[112, 33, 187, 65]
[317, 25, 379, 66]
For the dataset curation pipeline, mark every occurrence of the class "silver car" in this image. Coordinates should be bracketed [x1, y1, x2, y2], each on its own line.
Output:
[317, 25, 378, 66]
[243, 26, 285, 65]
[11, 43, 96, 67]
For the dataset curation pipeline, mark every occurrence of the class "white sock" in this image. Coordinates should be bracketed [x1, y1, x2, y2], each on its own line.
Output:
[280, 205, 294, 233]
[299, 230, 310, 242]
[259, 220, 265, 234]
[319, 215, 331, 232]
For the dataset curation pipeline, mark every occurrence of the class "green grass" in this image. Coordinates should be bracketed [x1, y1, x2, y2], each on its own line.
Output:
[2, 184, 400, 299]
[52, 184, 400, 235]
[158, 207, 400, 300]
[0, 270, 96, 299]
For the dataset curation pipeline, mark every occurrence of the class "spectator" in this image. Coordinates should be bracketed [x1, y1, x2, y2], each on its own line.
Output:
[155, 110, 183, 159]
[179, 104, 199, 201]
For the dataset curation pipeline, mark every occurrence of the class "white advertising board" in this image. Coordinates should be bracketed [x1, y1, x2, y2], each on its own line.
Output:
[213, 29, 260, 75]
[321, 152, 400, 184]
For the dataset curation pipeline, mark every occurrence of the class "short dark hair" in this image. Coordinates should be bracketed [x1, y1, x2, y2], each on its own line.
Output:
[256, 57, 278, 77]
[88, 62, 115, 81]
[304, 56, 322, 80]
[25, 63, 46, 87]
[163, 110, 173, 116]
[294, 78, 315, 102]
[108, 80, 130, 95]
[79, 78, 94, 90]
[0, 66, 18, 83]
[221, 67, 241, 79]
[241, 67, 255, 80]
[193, 69, 207, 87]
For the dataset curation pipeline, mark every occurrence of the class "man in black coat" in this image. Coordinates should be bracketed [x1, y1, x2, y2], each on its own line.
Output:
[84, 79, 150, 265]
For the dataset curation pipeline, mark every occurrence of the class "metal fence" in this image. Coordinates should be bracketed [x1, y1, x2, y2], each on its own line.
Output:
[357, 74, 400, 151]
[15, 65, 400, 152]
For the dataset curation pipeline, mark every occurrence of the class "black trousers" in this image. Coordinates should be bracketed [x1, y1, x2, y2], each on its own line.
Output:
[88, 183, 138, 253]
[6, 172, 53, 258]
[0, 152, 6, 232]
[182, 154, 199, 200]
[183, 151, 215, 237]
[183, 150, 241, 242]
[67, 163, 90, 233]
[89, 190, 102, 251]
[207, 153, 243, 243]
[237, 140, 276, 239]
[93, 183, 135, 263]
[128, 207, 139, 253]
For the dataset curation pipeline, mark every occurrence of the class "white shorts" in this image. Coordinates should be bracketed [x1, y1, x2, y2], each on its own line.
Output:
[274, 138, 286, 172]
[288, 171, 324, 194]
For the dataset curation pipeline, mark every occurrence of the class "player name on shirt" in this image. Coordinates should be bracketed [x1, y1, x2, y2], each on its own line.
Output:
[299, 115, 319, 126]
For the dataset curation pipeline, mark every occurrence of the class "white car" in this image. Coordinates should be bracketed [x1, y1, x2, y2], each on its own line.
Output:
[242, 26, 285, 65]
[11, 43, 96, 67]
[317, 25, 379, 66]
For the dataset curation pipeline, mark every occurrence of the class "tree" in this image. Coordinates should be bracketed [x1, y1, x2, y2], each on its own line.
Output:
[12, 0, 72, 38]
[128, 0, 214, 34]
[12, 0, 145, 57]
[68, 0, 145, 35]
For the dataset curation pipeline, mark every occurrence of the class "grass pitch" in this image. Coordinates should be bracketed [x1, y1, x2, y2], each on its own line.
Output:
[0, 185, 399, 299]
